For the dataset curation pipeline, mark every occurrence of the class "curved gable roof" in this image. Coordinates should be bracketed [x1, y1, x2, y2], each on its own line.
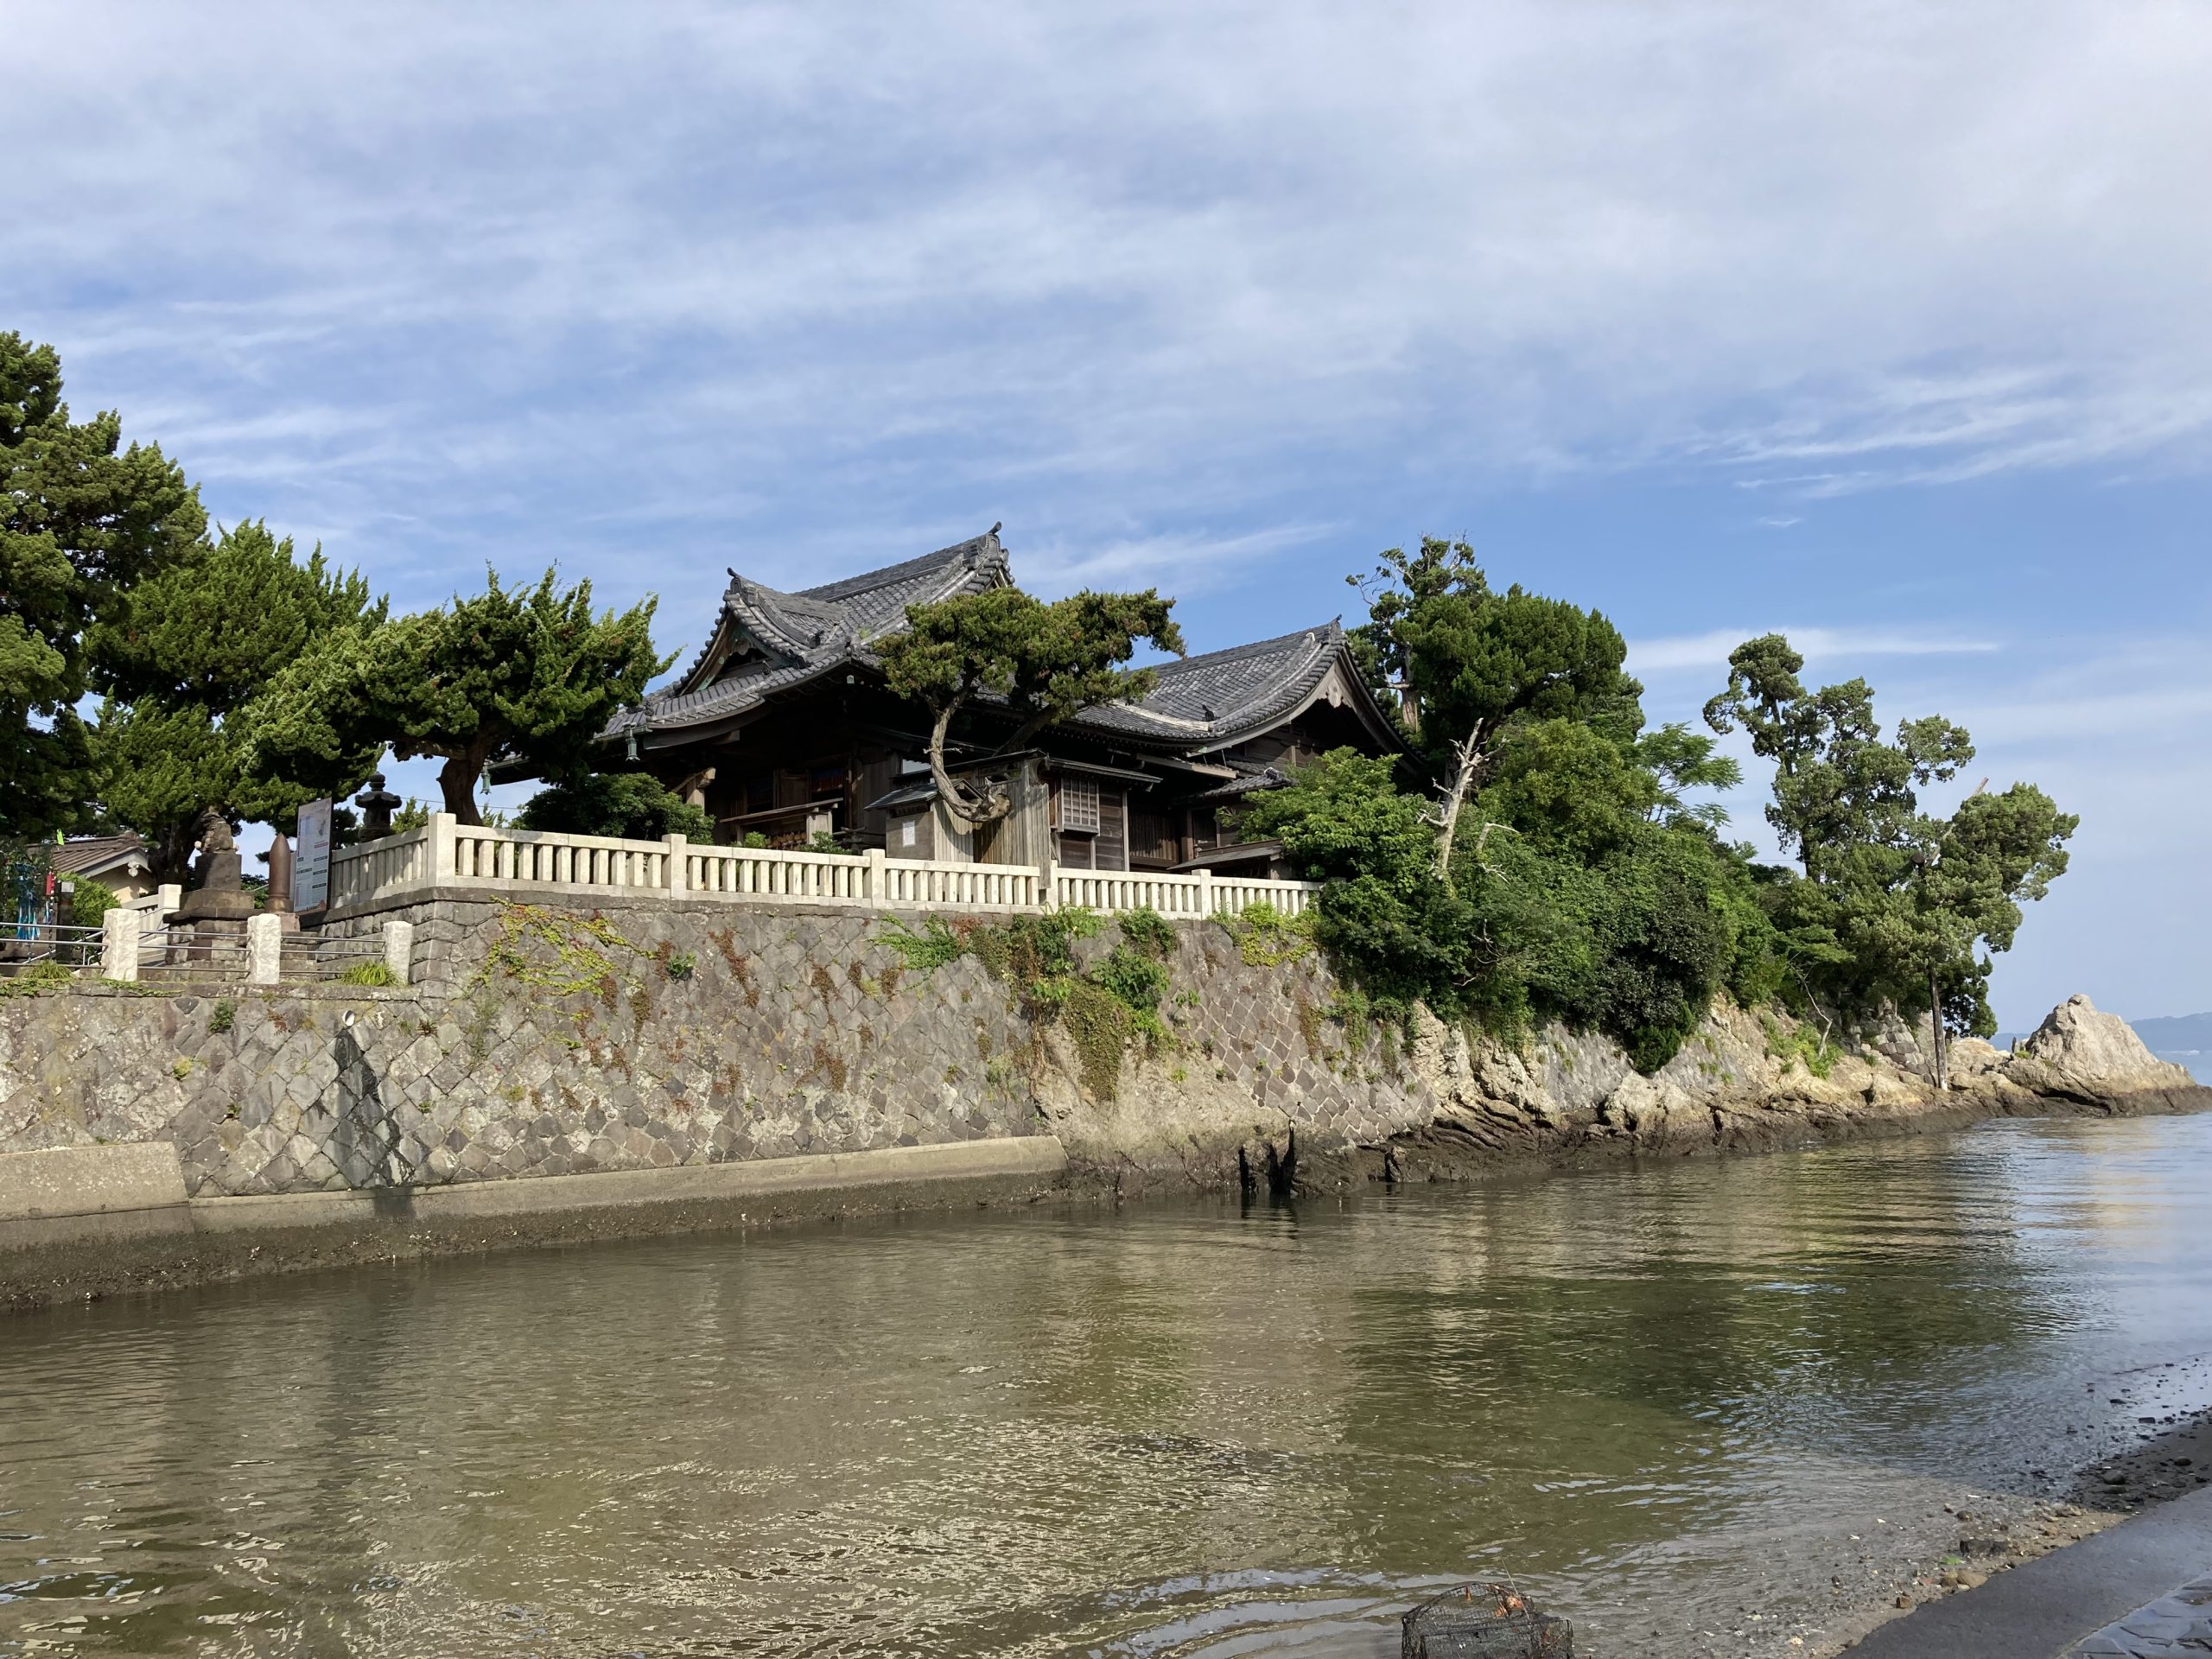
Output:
[621, 528, 1008, 734]
[609, 530, 1402, 760]
[1071, 620, 1400, 753]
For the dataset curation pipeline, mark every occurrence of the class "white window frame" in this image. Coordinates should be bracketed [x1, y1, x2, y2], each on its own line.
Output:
[1058, 775, 1100, 834]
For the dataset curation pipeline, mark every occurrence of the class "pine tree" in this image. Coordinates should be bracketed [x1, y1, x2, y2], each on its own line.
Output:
[0, 333, 204, 835]
[244, 568, 666, 824]
[88, 521, 386, 875]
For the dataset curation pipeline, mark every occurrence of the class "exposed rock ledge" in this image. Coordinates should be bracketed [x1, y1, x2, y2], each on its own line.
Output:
[1362, 993, 2208, 1188]
[1071, 993, 2209, 1195]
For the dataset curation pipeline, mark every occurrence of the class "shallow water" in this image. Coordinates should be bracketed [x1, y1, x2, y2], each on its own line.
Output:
[4, 1114, 2212, 1656]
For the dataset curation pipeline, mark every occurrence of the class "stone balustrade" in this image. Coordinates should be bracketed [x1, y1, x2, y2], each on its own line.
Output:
[99, 909, 415, 986]
[327, 813, 1316, 921]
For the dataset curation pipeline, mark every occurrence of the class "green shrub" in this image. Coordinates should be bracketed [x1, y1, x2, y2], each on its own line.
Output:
[65, 876, 118, 931]
[338, 959, 399, 988]
[1091, 944, 1169, 1020]
[1241, 743, 1780, 1071]
[878, 916, 963, 972]
[517, 771, 715, 842]
[1, 960, 73, 996]
[1116, 906, 1177, 958]
[1218, 901, 1317, 968]
[208, 997, 236, 1033]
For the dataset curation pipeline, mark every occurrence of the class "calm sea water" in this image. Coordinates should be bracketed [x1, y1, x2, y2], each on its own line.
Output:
[3, 1114, 2211, 1656]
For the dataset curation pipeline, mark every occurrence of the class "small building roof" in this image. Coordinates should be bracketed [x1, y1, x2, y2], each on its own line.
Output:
[53, 834, 151, 881]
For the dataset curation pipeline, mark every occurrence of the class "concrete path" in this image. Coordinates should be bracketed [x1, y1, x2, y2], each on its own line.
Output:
[1848, 1484, 2212, 1657]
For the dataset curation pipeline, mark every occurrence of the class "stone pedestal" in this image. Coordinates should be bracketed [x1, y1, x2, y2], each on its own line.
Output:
[175, 848, 257, 968]
[176, 851, 257, 924]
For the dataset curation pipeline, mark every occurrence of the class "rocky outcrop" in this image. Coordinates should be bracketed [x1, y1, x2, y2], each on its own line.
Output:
[2003, 994, 2203, 1108]
[1272, 995, 2211, 1191]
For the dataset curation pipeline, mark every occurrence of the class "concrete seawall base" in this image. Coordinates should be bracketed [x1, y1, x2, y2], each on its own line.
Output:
[0, 1136, 1070, 1313]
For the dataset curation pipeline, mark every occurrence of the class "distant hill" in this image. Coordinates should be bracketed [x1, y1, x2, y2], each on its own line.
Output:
[2128, 1014, 2212, 1079]
[1996, 1012, 2209, 1081]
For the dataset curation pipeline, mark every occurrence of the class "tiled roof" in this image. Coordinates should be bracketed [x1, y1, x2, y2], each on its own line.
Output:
[612, 529, 1387, 758]
[1066, 623, 1349, 750]
[614, 530, 1009, 735]
[54, 834, 149, 878]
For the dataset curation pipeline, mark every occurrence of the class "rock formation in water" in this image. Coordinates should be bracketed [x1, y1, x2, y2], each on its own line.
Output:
[1342, 992, 2210, 1187]
[1042, 983, 2208, 1195]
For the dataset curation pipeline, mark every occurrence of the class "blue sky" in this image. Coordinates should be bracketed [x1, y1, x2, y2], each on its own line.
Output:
[12, 2, 2210, 1027]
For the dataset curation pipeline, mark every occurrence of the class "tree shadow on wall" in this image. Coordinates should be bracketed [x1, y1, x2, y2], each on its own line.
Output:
[328, 1020, 417, 1206]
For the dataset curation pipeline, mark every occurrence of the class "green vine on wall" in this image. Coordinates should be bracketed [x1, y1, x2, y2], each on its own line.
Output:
[1216, 901, 1318, 968]
[0, 962, 73, 998]
[876, 905, 1179, 1101]
[472, 900, 652, 999]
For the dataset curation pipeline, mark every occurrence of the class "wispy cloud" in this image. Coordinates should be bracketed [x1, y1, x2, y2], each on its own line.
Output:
[1017, 524, 1337, 604]
[1629, 626, 2002, 676]
[10, 0, 2212, 582]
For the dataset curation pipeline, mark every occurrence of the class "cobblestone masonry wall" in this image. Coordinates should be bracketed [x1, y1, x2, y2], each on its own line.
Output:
[8, 896, 2196, 1205]
[0, 898, 1433, 1198]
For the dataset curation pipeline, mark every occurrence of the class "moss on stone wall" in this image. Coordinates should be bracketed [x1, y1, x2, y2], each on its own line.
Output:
[874, 908, 1178, 1102]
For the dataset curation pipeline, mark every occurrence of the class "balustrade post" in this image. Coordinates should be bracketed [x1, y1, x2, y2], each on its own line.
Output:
[664, 834, 689, 894]
[102, 908, 141, 982]
[246, 914, 283, 985]
[156, 882, 183, 919]
[1195, 868, 1215, 917]
[382, 919, 416, 985]
[429, 812, 460, 884]
[864, 847, 886, 906]
[1037, 861, 1057, 913]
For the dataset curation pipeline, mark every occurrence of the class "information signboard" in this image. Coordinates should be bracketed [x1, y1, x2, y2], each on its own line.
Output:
[293, 798, 333, 912]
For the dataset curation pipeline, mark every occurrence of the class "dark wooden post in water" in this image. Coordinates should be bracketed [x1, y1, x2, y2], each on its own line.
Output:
[1928, 967, 1948, 1091]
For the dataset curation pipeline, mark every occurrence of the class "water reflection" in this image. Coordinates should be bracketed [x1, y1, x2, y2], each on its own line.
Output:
[3, 1115, 2210, 1656]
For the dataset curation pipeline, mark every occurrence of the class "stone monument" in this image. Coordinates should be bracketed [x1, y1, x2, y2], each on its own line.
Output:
[266, 832, 295, 914]
[175, 811, 257, 925]
[354, 772, 403, 841]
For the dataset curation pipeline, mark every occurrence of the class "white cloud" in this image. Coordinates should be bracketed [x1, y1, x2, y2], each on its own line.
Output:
[1015, 524, 1336, 604]
[1629, 626, 2001, 676]
[10, 0, 2212, 552]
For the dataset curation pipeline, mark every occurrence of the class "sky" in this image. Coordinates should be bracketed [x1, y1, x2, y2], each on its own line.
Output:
[10, 1, 2210, 1027]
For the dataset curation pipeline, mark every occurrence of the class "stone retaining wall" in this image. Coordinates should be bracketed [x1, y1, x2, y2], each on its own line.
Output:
[0, 896, 1427, 1200]
[3, 893, 2202, 1215]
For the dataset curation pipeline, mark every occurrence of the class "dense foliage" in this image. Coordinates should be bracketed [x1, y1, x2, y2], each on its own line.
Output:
[1347, 538, 1643, 879]
[515, 771, 713, 842]
[245, 568, 666, 824]
[1251, 547, 2072, 1071]
[1705, 633, 2074, 1040]
[89, 521, 385, 874]
[1, 334, 205, 836]
[879, 586, 1183, 827]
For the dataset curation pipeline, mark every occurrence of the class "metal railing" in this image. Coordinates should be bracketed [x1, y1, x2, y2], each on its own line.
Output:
[0, 923, 106, 972]
[282, 930, 402, 982]
[326, 814, 1317, 921]
[97, 910, 415, 988]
